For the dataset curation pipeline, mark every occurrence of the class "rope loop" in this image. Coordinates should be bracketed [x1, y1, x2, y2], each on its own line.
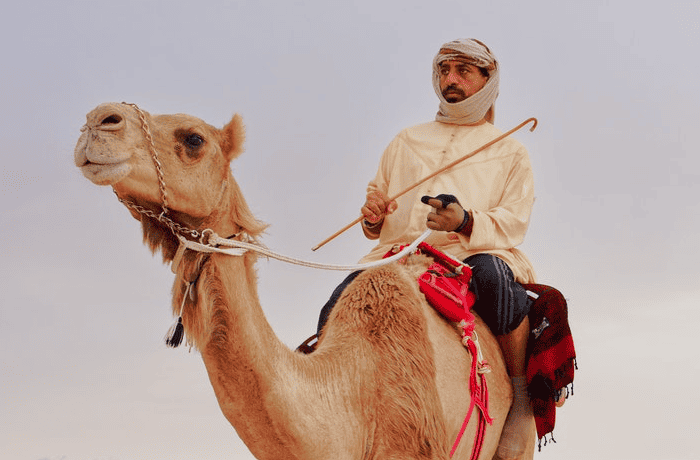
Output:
[199, 228, 215, 246]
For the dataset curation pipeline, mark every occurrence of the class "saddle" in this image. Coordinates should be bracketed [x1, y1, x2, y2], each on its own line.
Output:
[297, 249, 577, 448]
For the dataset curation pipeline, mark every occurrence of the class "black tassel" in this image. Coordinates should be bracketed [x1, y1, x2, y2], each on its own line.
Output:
[165, 317, 184, 348]
[165, 281, 193, 348]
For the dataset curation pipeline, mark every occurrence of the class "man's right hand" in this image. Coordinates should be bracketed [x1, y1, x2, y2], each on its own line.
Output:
[361, 191, 397, 224]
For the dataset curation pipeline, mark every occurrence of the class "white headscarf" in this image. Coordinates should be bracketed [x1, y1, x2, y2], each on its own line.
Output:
[433, 38, 499, 125]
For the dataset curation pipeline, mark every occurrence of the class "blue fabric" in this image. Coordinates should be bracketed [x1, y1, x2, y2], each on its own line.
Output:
[316, 270, 362, 335]
[465, 253, 530, 335]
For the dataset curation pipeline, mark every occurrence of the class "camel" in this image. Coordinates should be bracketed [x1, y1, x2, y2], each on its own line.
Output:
[74, 102, 536, 460]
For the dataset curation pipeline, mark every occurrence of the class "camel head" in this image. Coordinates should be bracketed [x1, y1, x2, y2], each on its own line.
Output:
[75, 102, 265, 261]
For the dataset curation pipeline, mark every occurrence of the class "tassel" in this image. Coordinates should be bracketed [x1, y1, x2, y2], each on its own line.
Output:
[165, 317, 184, 347]
[165, 282, 192, 348]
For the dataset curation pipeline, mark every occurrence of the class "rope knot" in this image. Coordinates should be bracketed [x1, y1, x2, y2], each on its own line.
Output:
[199, 228, 217, 246]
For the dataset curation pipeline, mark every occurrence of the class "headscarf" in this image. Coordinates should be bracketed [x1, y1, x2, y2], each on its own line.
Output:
[433, 38, 499, 125]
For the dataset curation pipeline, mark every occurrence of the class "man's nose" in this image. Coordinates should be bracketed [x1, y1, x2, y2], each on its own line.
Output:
[443, 70, 459, 84]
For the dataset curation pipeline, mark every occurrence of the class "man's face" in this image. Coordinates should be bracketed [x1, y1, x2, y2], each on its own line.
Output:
[438, 60, 489, 103]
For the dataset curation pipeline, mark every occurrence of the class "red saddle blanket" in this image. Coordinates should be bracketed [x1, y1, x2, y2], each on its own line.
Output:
[521, 283, 577, 444]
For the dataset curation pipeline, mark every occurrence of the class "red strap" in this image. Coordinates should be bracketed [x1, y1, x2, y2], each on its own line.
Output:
[451, 392, 477, 457]
[449, 327, 492, 458]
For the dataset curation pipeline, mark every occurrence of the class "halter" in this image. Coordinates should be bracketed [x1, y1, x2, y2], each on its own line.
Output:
[113, 103, 435, 349]
[115, 102, 435, 272]
[115, 102, 207, 241]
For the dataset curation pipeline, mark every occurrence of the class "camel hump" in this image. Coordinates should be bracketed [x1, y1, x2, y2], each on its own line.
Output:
[331, 265, 426, 340]
[332, 265, 451, 458]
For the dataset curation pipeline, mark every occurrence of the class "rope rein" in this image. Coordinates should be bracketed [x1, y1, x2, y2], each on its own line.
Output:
[176, 229, 435, 271]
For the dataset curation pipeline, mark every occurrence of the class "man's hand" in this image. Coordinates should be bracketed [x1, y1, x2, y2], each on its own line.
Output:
[361, 191, 398, 224]
[422, 194, 468, 232]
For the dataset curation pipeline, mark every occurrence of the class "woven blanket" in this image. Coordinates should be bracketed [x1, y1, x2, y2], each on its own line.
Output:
[521, 284, 577, 444]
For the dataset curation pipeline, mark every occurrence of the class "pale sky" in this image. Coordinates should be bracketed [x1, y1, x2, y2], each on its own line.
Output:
[2, 1, 699, 459]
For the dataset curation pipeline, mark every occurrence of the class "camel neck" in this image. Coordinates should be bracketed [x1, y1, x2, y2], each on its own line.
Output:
[190, 253, 300, 458]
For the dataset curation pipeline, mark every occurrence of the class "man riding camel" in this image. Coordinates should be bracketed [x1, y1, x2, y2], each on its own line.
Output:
[319, 38, 540, 458]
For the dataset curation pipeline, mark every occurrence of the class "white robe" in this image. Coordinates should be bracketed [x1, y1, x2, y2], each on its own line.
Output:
[359, 120, 537, 284]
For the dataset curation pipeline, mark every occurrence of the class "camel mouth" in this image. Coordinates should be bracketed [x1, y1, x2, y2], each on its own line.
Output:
[80, 160, 132, 186]
[74, 129, 134, 185]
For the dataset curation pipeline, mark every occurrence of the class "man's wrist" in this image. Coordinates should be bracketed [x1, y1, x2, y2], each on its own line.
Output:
[362, 218, 384, 229]
[454, 210, 470, 233]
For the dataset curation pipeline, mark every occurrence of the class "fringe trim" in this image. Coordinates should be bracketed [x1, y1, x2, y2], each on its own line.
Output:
[537, 432, 557, 451]
[538, 380, 575, 451]
[553, 381, 575, 401]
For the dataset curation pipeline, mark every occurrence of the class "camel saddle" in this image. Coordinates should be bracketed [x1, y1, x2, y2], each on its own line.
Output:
[297, 252, 577, 446]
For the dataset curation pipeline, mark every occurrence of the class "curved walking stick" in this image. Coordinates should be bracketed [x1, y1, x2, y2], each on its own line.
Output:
[312, 117, 538, 251]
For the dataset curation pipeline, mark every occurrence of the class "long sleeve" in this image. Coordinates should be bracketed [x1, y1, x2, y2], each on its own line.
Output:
[461, 146, 534, 251]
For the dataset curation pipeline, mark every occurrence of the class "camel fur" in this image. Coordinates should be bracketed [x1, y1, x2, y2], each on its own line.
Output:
[74, 102, 536, 460]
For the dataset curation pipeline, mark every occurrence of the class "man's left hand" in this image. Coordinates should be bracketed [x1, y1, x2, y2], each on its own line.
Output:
[422, 194, 466, 232]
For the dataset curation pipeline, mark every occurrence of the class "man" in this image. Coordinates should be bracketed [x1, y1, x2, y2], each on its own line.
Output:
[319, 38, 536, 458]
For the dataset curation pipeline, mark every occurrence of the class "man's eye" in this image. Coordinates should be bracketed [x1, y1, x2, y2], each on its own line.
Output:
[185, 134, 204, 148]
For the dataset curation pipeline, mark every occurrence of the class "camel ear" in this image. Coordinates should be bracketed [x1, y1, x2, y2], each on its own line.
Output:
[220, 113, 246, 161]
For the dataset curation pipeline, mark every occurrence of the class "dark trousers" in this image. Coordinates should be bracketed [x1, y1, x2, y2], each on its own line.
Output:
[317, 270, 362, 335]
[464, 253, 530, 335]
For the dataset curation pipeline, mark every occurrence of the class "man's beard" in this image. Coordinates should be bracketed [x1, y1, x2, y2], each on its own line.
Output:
[442, 84, 467, 103]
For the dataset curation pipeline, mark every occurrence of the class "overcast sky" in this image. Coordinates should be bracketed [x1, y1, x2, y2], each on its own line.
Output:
[2, 1, 699, 459]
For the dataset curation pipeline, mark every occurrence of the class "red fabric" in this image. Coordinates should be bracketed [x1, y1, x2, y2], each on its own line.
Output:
[418, 262, 476, 323]
[450, 334, 492, 459]
[383, 242, 477, 324]
[521, 284, 576, 442]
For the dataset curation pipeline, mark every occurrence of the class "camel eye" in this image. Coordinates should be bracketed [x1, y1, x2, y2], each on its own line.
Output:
[184, 133, 204, 148]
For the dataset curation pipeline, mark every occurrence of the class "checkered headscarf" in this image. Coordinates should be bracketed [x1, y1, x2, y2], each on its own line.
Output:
[433, 38, 499, 125]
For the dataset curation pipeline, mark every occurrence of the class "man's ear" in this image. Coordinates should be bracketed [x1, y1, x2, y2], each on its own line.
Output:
[220, 113, 246, 161]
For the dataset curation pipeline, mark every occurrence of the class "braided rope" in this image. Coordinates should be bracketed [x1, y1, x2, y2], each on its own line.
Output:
[121, 102, 169, 215]
[115, 191, 202, 239]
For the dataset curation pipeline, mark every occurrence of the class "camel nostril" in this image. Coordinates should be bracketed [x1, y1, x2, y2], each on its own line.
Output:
[101, 114, 123, 125]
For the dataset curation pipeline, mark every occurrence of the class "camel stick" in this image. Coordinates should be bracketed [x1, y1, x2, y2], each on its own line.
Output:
[312, 117, 538, 251]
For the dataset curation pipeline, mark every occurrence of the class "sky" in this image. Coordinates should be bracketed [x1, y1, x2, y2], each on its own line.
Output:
[1, 0, 699, 459]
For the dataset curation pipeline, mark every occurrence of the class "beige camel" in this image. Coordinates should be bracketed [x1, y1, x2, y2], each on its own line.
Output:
[74, 102, 535, 460]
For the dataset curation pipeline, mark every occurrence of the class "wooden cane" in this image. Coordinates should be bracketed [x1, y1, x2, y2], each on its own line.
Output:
[311, 117, 538, 251]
